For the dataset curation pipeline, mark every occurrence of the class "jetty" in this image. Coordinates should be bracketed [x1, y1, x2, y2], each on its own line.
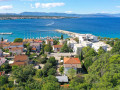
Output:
[0, 32, 12, 35]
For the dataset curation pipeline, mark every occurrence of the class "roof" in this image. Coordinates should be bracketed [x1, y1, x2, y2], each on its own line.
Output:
[47, 39, 53, 42]
[53, 45, 63, 48]
[64, 57, 81, 64]
[60, 84, 69, 88]
[56, 76, 68, 82]
[32, 47, 37, 51]
[9, 47, 23, 51]
[10, 43, 23, 46]
[11, 62, 27, 66]
[14, 55, 28, 61]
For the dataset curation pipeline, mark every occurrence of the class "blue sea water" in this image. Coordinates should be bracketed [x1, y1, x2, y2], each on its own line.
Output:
[0, 18, 120, 41]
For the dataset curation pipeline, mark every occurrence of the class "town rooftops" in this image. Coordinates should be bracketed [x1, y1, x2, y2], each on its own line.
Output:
[9, 47, 23, 51]
[64, 57, 81, 64]
[47, 39, 53, 42]
[14, 54, 28, 61]
[56, 76, 68, 83]
[10, 42, 23, 46]
[53, 45, 63, 48]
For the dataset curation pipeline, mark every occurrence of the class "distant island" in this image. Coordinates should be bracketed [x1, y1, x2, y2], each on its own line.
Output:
[0, 15, 74, 20]
[0, 12, 120, 19]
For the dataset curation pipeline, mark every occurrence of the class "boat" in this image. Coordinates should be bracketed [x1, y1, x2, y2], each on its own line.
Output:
[0, 32, 12, 35]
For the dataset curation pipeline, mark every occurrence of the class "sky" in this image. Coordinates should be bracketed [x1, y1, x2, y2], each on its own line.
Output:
[0, 0, 120, 14]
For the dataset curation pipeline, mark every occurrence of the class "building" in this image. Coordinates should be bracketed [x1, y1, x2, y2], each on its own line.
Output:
[59, 40, 65, 45]
[9, 47, 23, 55]
[63, 57, 82, 74]
[56, 76, 68, 83]
[81, 41, 92, 47]
[30, 39, 43, 51]
[79, 34, 98, 43]
[92, 42, 107, 52]
[10, 43, 23, 48]
[45, 39, 54, 46]
[0, 71, 5, 76]
[11, 55, 29, 66]
[53, 45, 63, 52]
[0, 57, 7, 66]
[67, 39, 77, 49]
[73, 44, 83, 54]
[0, 49, 3, 56]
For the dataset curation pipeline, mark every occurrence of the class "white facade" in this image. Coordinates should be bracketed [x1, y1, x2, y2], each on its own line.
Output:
[79, 34, 98, 43]
[92, 42, 107, 52]
[67, 40, 77, 49]
[73, 44, 83, 54]
[81, 41, 92, 47]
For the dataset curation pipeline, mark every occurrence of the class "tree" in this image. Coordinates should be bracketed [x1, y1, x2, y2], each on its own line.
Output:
[44, 43, 52, 53]
[36, 69, 43, 78]
[59, 66, 64, 75]
[84, 56, 93, 70]
[98, 47, 105, 55]
[82, 46, 91, 56]
[74, 37, 79, 43]
[0, 76, 8, 86]
[53, 40, 59, 45]
[12, 65, 36, 83]
[111, 41, 120, 53]
[14, 38, 23, 42]
[47, 68, 56, 76]
[67, 68, 76, 79]
[85, 48, 97, 57]
[1, 37, 3, 41]
[0, 63, 12, 73]
[60, 42, 70, 52]
[47, 56, 56, 66]
[61, 35, 63, 40]
[79, 51, 84, 61]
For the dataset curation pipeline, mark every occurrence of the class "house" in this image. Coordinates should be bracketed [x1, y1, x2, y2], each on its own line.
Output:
[53, 45, 63, 52]
[9, 47, 23, 55]
[81, 41, 92, 47]
[30, 42, 41, 52]
[63, 57, 82, 74]
[10, 42, 23, 48]
[67, 39, 77, 49]
[92, 42, 107, 52]
[73, 44, 83, 54]
[11, 55, 29, 66]
[79, 34, 98, 43]
[0, 57, 7, 66]
[0, 49, 3, 56]
[45, 39, 54, 46]
[59, 40, 65, 45]
[56, 76, 68, 83]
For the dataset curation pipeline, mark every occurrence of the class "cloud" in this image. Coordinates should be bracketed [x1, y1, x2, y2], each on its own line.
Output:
[35, 2, 65, 9]
[0, 0, 11, 1]
[65, 11, 72, 13]
[116, 6, 120, 8]
[30, 4, 34, 8]
[0, 5, 13, 10]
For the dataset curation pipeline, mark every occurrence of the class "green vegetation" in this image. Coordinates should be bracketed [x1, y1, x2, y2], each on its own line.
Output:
[14, 38, 23, 42]
[60, 42, 73, 52]
[61, 35, 63, 40]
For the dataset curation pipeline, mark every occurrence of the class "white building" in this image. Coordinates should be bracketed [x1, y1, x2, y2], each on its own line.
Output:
[92, 42, 107, 52]
[67, 39, 77, 49]
[9, 47, 23, 55]
[79, 34, 98, 43]
[73, 44, 83, 54]
[0, 49, 3, 56]
[0, 57, 7, 66]
[82, 41, 92, 47]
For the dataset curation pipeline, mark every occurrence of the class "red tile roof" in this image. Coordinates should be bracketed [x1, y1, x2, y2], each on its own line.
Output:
[53, 45, 63, 48]
[64, 57, 81, 64]
[14, 55, 28, 62]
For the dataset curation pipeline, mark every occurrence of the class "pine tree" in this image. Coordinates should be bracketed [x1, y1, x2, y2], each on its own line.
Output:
[79, 51, 84, 62]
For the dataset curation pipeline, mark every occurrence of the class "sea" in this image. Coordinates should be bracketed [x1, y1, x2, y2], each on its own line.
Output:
[0, 18, 120, 41]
